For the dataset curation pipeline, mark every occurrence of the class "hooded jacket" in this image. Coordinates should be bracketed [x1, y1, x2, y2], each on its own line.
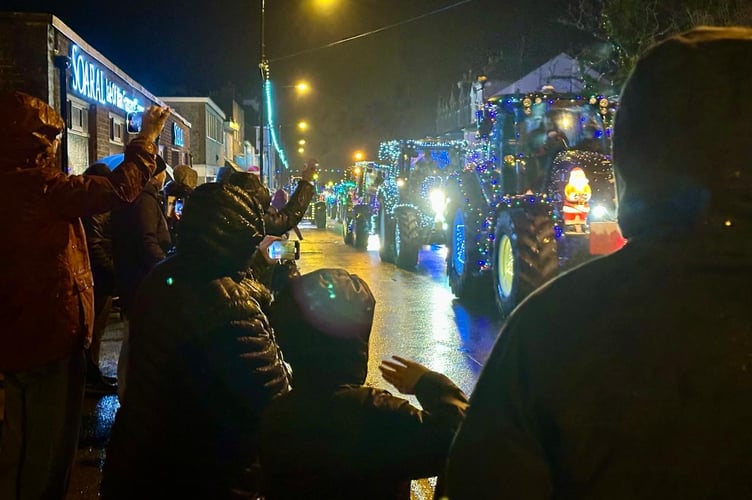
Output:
[259, 269, 469, 500]
[102, 182, 291, 499]
[0, 91, 158, 372]
[444, 27, 752, 499]
[111, 180, 172, 313]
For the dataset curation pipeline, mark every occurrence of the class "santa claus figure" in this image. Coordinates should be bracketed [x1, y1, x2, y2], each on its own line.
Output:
[563, 167, 592, 230]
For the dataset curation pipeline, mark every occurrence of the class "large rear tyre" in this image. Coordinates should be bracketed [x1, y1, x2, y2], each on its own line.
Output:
[493, 207, 558, 317]
[394, 206, 421, 270]
[378, 204, 395, 263]
[342, 212, 354, 246]
[314, 201, 327, 229]
[353, 206, 370, 250]
[447, 207, 490, 300]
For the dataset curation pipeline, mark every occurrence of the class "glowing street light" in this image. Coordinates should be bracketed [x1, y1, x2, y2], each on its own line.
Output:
[298, 121, 309, 131]
[298, 139, 306, 145]
[354, 150, 364, 161]
[295, 81, 310, 94]
[298, 147, 305, 154]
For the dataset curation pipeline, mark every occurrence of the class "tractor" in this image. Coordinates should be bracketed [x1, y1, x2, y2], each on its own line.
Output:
[341, 161, 385, 250]
[446, 92, 625, 317]
[376, 138, 466, 269]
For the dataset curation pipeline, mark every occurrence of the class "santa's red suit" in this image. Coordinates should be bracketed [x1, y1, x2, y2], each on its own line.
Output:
[563, 167, 591, 226]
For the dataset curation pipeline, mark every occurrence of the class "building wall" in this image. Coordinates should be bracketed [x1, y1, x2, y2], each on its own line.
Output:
[0, 15, 50, 99]
[1, 13, 192, 175]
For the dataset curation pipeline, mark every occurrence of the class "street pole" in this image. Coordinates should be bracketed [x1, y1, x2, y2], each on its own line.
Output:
[258, 0, 266, 181]
[53, 55, 71, 173]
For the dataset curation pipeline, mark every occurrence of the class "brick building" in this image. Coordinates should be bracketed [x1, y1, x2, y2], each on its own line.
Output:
[0, 12, 191, 175]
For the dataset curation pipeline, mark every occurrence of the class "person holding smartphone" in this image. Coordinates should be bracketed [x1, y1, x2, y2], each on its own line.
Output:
[102, 182, 291, 499]
[0, 92, 169, 499]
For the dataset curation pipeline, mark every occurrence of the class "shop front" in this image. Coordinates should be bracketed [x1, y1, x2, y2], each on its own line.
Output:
[0, 12, 191, 174]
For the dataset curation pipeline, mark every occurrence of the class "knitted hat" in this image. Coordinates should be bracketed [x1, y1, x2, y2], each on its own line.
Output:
[173, 164, 198, 188]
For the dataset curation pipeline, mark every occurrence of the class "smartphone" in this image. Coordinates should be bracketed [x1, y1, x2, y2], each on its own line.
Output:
[267, 239, 300, 260]
[126, 111, 143, 134]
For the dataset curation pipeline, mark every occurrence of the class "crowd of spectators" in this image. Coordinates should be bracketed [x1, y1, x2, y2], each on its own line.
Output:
[1, 25, 751, 499]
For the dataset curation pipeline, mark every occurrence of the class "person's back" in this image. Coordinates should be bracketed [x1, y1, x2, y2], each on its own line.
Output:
[102, 182, 291, 499]
[259, 268, 469, 499]
[0, 92, 169, 499]
[111, 158, 171, 315]
[443, 26, 752, 499]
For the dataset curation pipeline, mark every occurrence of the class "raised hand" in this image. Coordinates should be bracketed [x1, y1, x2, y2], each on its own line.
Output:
[301, 158, 318, 182]
[379, 355, 430, 395]
[138, 105, 171, 144]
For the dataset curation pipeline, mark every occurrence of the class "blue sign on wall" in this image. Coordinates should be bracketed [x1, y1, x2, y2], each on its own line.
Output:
[173, 123, 184, 147]
[69, 44, 144, 114]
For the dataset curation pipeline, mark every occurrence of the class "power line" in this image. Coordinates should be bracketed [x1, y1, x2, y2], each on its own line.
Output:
[269, 0, 474, 63]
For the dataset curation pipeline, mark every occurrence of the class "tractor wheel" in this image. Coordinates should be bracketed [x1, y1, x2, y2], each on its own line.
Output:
[492, 207, 558, 317]
[314, 201, 327, 229]
[342, 214, 354, 246]
[378, 204, 396, 263]
[353, 206, 370, 250]
[447, 206, 490, 300]
[394, 206, 421, 270]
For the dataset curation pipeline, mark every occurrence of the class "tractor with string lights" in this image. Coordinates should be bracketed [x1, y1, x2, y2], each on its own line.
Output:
[446, 91, 625, 317]
[341, 161, 386, 249]
[376, 138, 467, 269]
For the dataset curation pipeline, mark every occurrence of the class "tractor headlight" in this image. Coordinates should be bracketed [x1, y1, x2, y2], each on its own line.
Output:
[430, 189, 447, 219]
[590, 204, 610, 220]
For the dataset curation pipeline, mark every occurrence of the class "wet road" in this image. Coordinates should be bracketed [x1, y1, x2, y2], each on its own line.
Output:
[61, 218, 506, 498]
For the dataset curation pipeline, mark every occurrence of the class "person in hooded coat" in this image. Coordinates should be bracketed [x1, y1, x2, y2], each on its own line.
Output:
[442, 26, 752, 499]
[81, 162, 119, 393]
[0, 92, 169, 499]
[101, 182, 291, 499]
[258, 268, 469, 500]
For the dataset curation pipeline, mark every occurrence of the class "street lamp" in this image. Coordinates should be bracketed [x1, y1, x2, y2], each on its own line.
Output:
[297, 121, 309, 131]
[354, 150, 364, 161]
[259, 0, 270, 186]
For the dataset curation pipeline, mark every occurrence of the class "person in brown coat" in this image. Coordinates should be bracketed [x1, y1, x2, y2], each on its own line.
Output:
[0, 91, 169, 499]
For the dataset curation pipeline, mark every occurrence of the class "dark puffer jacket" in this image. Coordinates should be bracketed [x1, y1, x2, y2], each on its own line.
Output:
[259, 269, 469, 500]
[444, 27, 752, 500]
[102, 183, 291, 499]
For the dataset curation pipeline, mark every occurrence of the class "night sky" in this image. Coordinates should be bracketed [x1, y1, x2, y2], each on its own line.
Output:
[3, 0, 585, 176]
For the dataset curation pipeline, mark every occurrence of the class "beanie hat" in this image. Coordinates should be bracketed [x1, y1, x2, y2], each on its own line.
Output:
[269, 268, 375, 387]
[173, 164, 198, 189]
[178, 182, 266, 270]
[613, 26, 752, 238]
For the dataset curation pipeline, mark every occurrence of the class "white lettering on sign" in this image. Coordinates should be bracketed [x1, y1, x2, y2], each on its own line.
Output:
[173, 123, 184, 147]
[70, 45, 145, 114]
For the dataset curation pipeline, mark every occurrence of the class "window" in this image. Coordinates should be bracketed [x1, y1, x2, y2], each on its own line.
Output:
[206, 111, 223, 143]
[67, 99, 89, 135]
[109, 113, 125, 145]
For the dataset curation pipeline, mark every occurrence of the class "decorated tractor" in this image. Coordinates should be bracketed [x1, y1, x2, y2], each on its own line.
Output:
[376, 138, 466, 269]
[341, 161, 385, 249]
[446, 92, 626, 317]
